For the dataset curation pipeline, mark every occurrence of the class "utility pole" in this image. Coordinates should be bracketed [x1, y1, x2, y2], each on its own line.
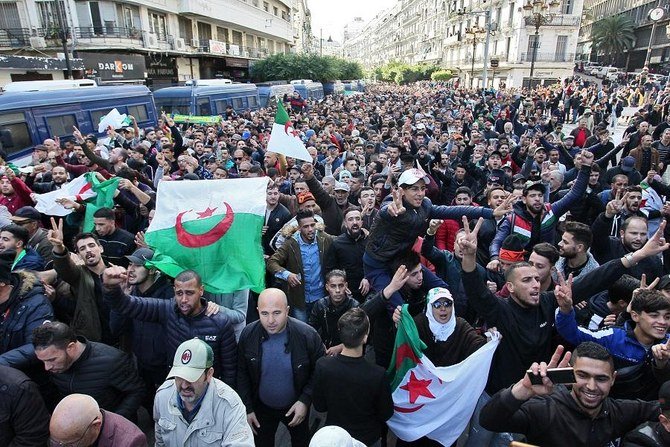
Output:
[53, 0, 73, 79]
[482, 7, 491, 89]
[320, 28, 323, 56]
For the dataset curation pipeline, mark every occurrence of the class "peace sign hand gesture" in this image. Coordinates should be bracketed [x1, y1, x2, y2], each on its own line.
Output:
[652, 337, 670, 368]
[460, 216, 483, 256]
[387, 188, 406, 217]
[48, 217, 66, 254]
[555, 271, 574, 314]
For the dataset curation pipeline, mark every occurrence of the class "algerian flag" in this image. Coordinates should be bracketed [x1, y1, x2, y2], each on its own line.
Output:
[97, 108, 131, 133]
[34, 173, 98, 217]
[81, 173, 120, 233]
[387, 305, 500, 445]
[267, 100, 311, 162]
[145, 178, 267, 293]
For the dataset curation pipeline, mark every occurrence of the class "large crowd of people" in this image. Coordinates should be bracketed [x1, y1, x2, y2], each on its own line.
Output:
[3, 74, 670, 447]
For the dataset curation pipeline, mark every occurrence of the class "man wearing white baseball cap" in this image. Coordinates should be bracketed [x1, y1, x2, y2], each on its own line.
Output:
[153, 338, 253, 446]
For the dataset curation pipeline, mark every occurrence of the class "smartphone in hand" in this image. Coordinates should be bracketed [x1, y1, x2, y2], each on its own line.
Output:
[527, 367, 575, 386]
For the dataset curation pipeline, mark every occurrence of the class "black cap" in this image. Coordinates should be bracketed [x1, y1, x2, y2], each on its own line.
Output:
[660, 380, 670, 410]
[523, 181, 547, 195]
[512, 173, 527, 182]
[10, 206, 41, 223]
[487, 168, 506, 185]
[125, 248, 154, 266]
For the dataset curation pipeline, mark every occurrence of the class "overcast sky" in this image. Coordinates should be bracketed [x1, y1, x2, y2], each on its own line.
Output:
[308, 0, 391, 41]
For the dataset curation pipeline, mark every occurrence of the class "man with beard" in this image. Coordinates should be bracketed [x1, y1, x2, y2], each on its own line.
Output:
[102, 266, 237, 387]
[110, 248, 172, 411]
[50, 219, 115, 344]
[153, 339, 253, 446]
[92, 207, 136, 268]
[489, 149, 594, 266]
[0, 167, 34, 215]
[0, 223, 45, 271]
[32, 321, 144, 420]
[480, 342, 660, 446]
[555, 221, 600, 279]
[262, 184, 291, 256]
[324, 208, 369, 302]
[308, 270, 359, 356]
[592, 208, 664, 280]
[30, 165, 69, 193]
[556, 285, 670, 401]
[460, 214, 668, 395]
[630, 134, 660, 177]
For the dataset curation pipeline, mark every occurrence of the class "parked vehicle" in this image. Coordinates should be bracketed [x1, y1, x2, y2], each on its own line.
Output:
[257, 82, 295, 107]
[323, 81, 345, 96]
[290, 79, 324, 101]
[588, 65, 603, 76]
[153, 81, 260, 115]
[0, 80, 157, 165]
[596, 66, 618, 79]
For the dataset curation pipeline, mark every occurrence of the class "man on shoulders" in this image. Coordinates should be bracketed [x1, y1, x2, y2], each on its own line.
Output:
[93, 207, 136, 267]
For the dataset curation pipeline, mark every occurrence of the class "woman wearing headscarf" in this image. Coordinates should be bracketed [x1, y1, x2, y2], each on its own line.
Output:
[392, 287, 488, 447]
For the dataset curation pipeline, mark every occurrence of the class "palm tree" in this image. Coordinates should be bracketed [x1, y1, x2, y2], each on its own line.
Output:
[591, 15, 636, 66]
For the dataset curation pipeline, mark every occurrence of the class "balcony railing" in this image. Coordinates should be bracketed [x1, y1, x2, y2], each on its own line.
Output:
[517, 52, 575, 63]
[525, 15, 581, 27]
[0, 28, 32, 48]
[74, 26, 148, 42]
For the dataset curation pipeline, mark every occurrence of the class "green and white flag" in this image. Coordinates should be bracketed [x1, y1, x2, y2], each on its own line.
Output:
[267, 100, 311, 162]
[145, 178, 267, 293]
[387, 305, 500, 445]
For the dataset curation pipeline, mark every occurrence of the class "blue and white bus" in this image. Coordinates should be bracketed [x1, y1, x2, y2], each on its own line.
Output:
[323, 80, 345, 97]
[257, 82, 295, 107]
[290, 79, 324, 101]
[153, 80, 260, 115]
[0, 80, 157, 165]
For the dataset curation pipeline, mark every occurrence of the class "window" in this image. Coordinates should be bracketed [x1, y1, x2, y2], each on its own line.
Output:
[249, 96, 258, 108]
[90, 108, 114, 128]
[273, 6, 278, 15]
[555, 36, 568, 62]
[0, 113, 31, 155]
[215, 99, 229, 112]
[527, 34, 539, 60]
[197, 98, 211, 115]
[252, 0, 259, 6]
[36, 1, 65, 29]
[217, 26, 228, 42]
[122, 6, 134, 29]
[562, 0, 572, 14]
[149, 12, 167, 39]
[179, 16, 193, 41]
[46, 114, 77, 137]
[263, 1, 269, 12]
[232, 98, 243, 110]
[128, 104, 148, 122]
[0, 3, 21, 29]
[198, 22, 212, 42]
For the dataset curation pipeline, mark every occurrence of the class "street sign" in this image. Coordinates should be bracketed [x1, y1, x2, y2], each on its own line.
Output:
[490, 59, 499, 68]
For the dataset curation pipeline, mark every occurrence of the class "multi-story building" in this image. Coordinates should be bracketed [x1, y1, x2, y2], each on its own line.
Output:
[292, 0, 312, 54]
[577, 0, 670, 72]
[344, 0, 583, 88]
[0, 0, 306, 87]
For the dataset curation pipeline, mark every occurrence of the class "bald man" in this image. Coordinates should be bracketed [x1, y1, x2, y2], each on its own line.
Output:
[49, 394, 146, 447]
[237, 288, 325, 447]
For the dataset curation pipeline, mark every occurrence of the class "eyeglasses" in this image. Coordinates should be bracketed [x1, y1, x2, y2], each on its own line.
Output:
[431, 300, 453, 309]
[49, 416, 99, 447]
[239, 169, 249, 173]
[234, 157, 243, 160]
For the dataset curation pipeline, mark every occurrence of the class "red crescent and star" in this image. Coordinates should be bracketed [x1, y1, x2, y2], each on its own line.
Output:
[394, 369, 437, 413]
[284, 121, 300, 137]
[175, 202, 234, 248]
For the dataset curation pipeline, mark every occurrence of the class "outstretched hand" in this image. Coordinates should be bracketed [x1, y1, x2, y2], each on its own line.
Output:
[512, 345, 572, 401]
[555, 271, 574, 314]
[387, 188, 406, 217]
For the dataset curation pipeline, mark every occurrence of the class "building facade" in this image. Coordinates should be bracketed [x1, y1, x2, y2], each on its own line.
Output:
[0, 0, 308, 87]
[344, 0, 584, 88]
[577, 0, 670, 73]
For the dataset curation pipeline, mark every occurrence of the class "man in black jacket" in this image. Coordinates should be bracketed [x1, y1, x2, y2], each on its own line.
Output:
[323, 208, 369, 302]
[0, 365, 50, 447]
[312, 308, 393, 447]
[263, 184, 291, 256]
[481, 342, 660, 447]
[623, 380, 670, 446]
[237, 288, 324, 447]
[102, 267, 237, 388]
[32, 321, 144, 420]
[460, 215, 669, 394]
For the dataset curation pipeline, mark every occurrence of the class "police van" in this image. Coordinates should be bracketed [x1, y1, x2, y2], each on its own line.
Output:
[290, 79, 324, 101]
[257, 82, 295, 107]
[0, 79, 157, 165]
[153, 79, 260, 115]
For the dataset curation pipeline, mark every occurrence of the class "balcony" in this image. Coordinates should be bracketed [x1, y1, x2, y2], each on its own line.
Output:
[0, 28, 64, 49]
[516, 52, 575, 63]
[525, 15, 581, 27]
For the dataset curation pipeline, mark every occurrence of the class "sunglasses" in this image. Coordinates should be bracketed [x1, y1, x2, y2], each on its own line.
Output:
[431, 300, 453, 309]
[234, 157, 243, 160]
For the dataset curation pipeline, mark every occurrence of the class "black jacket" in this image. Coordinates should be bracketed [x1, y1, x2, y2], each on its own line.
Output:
[103, 286, 237, 387]
[622, 421, 670, 446]
[0, 365, 50, 447]
[323, 230, 367, 300]
[591, 213, 664, 280]
[305, 175, 344, 235]
[45, 337, 145, 420]
[237, 317, 325, 413]
[463, 258, 628, 394]
[262, 203, 292, 255]
[481, 385, 659, 447]
[308, 296, 359, 348]
[0, 272, 53, 370]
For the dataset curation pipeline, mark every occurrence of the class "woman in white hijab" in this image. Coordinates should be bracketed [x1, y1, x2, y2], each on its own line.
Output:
[393, 286, 486, 368]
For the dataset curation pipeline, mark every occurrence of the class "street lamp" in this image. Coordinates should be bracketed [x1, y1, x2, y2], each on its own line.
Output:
[522, 0, 561, 89]
[457, 7, 493, 89]
[465, 26, 486, 88]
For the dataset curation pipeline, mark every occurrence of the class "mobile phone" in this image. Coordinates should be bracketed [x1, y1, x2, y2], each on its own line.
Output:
[526, 367, 575, 385]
